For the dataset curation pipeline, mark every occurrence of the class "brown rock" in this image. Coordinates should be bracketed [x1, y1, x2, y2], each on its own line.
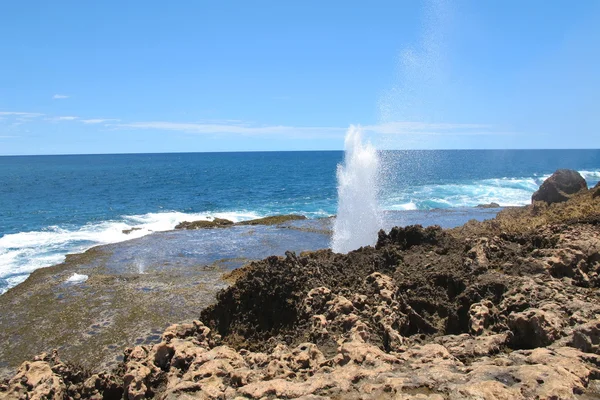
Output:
[531, 169, 587, 204]
[476, 202, 501, 208]
[6, 194, 600, 399]
[570, 319, 600, 354]
[508, 308, 563, 348]
[468, 300, 495, 335]
[236, 214, 307, 226]
[174, 217, 234, 230]
[434, 333, 510, 360]
[122, 361, 152, 400]
[2, 361, 66, 400]
[593, 182, 600, 198]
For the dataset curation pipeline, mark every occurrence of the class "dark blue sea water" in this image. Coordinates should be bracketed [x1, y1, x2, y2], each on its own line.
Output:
[1, 150, 599, 293]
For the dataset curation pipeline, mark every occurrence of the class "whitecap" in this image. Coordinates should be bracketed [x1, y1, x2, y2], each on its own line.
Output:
[579, 170, 600, 178]
[389, 202, 418, 211]
[381, 174, 551, 210]
[579, 170, 600, 186]
[0, 209, 268, 294]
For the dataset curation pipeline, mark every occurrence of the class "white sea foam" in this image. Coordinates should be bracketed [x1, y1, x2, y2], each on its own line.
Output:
[579, 170, 600, 186]
[0, 210, 263, 294]
[66, 273, 88, 284]
[579, 170, 600, 178]
[332, 126, 383, 253]
[375, 169, 599, 213]
[381, 175, 550, 210]
[388, 202, 418, 211]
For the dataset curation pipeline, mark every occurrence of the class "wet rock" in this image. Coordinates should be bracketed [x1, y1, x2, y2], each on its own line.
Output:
[175, 217, 234, 229]
[376, 224, 441, 249]
[0, 243, 229, 380]
[6, 194, 600, 398]
[476, 202, 501, 208]
[532, 169, 588, 204]
[237, 214, 307, 225]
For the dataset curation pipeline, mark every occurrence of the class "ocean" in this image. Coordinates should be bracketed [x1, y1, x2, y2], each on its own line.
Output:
[1, 149, 599, 293]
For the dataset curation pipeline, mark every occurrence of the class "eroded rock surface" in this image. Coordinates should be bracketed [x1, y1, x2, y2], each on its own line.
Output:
[3, 193, 600, 399]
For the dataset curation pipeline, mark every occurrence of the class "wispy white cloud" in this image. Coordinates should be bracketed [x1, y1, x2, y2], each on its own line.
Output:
[114, 121, 345, 138]
[52, 94, 69, 99]
[0, 110, 509, 140]
[113, 120, 505, 138]
[53, 116, 78, 121]
[0, 111, 44, 118]
[81, 118, 119, 124]
[0, 135, 18, 139]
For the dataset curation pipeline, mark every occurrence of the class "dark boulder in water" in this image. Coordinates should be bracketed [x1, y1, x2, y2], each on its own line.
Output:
[532, 169, 587, 204]
[175, 218, 234, 229]
[121, 227, 142, 234]
[175, 215, 307, 230]
[476, 202, 501, 208]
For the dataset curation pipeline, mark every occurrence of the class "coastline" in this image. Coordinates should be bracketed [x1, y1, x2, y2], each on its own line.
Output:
[3, 151, 598, 296]
[0, 216, 335, 379]
[2, 175, 600, 398]
[0, 209, 498, 380]
[0, 208, 503, 296]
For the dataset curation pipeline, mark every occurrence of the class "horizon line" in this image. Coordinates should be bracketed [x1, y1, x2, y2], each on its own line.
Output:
[1, 148, 600, 157]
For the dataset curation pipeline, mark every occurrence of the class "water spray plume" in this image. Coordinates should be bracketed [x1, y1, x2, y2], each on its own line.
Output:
[332, 126, 383, 253]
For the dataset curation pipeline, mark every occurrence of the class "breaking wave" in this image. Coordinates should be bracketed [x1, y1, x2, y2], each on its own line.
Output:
[0, 210, 262, 294]
[382, 170, 599, 211]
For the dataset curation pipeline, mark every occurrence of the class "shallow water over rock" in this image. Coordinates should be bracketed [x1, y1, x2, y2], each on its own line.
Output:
[0, 208, 499, 378]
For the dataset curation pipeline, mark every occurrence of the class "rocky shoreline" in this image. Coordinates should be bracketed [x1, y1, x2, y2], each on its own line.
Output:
[0, 216, 333, 382]
[2, 171, 600, 399]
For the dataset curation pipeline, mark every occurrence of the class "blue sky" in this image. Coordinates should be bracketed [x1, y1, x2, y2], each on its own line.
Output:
[0, 0, 599, 155]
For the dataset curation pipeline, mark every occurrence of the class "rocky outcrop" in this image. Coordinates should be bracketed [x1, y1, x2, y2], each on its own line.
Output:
[236, 214, 307, 225]
[175, 214, 307, 230]
[475, 202, 500, 208]
[4, 194, 600, 398]
[532, 169, 588, 204]
[175, 217, 234, 230]
[122, 227, 142, 234]
[0, 351, 122, 400]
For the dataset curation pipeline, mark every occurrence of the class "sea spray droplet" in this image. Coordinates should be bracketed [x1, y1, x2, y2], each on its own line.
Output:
[332, 126, 383, 253]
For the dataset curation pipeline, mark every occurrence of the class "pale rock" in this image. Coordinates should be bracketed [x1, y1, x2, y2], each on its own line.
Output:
[468, 300, 495, 335]
[508, 308, 563, 348]
[570, 319, 600, 354]
[2, 360, 66, 400]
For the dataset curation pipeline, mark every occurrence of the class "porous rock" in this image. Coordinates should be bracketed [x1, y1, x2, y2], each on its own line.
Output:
[5, 196, 600, 398]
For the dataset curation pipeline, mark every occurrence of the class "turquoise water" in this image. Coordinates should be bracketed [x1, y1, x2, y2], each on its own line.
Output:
[1, 150, 599, 292]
